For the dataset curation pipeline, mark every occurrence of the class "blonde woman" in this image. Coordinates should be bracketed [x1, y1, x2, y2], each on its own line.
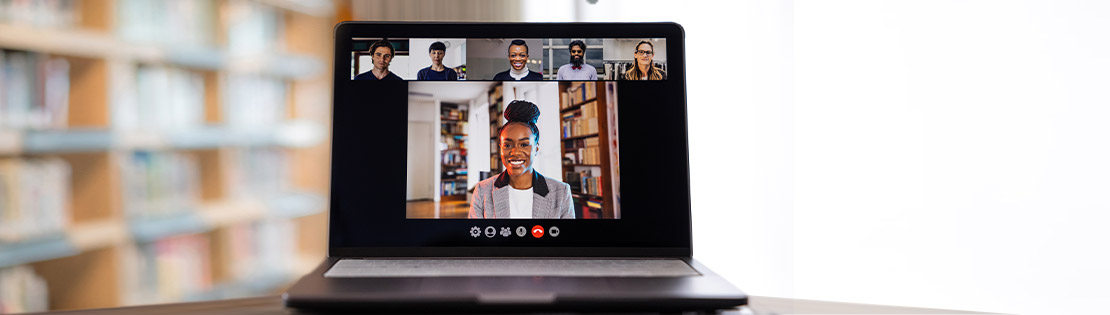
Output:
[622, 40, 667, 80]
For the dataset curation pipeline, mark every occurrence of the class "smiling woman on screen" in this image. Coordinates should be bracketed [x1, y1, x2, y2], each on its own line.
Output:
[469, 100, 574, 219]
[492, 39, 543, 81]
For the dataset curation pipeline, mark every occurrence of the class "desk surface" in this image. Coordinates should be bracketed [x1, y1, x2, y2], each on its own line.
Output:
[33, 295, 1004, 315]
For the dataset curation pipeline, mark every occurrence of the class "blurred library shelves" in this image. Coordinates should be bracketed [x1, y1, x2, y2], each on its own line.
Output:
[0, 0, 338, 312]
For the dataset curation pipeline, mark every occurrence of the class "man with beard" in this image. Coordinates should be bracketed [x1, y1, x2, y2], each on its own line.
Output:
[353, 40, 402, 80]
[555, 40, 597, 80]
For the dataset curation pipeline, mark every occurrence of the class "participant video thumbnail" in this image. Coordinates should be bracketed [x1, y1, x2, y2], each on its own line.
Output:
[466, 38, 544, 81]
[406, 81, 621, 219]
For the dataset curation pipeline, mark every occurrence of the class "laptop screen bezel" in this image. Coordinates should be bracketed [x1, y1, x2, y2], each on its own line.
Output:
[329, 22, 692, 257]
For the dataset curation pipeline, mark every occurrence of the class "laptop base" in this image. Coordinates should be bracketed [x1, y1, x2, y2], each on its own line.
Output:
[284, 257, 747, 313]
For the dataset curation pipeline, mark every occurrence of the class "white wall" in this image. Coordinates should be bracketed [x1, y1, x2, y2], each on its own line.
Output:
[407, 38, 467, 76]
[468, 94, 490, 189]
[524, 1, 1110, 314]
[501, 82, 563, 181]
[407, 97, 440, 201]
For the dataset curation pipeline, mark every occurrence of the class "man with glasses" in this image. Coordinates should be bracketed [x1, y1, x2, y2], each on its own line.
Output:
[555, 40, 597, 80]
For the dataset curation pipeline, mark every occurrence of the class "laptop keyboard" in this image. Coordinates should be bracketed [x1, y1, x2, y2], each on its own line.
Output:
[324, 258, 701, 278]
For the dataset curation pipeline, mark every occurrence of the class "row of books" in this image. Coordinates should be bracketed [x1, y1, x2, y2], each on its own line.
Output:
[0, 50, 69, 130]
[441, 121, 467, 134]
[0, 266, 48, 313]
[440, 106, 468, 121]
[441, 180, 466, 196]
[0, 158, 70, 242]
[489, 155, 501, 171]
[114, 69, 292, 132]
[220, 219, 297, 284]
[560, 101, 600, 138]
[442, 150, 466, 166]
[575, 195, 604, 219]
[442, 134, 466, 150]
[223, 0, 286, 55]
[124, 220, 300, 305]
[442, 168, 467, 177]
[121, 149, 294, 219]
[118, 0, 285, 54]
[121, 234, 213, 305]
[488, 86, 503, 111]
[0, 0, 77, 29]
[116, 0, 216, 47]
[561, 82, 597, 109]
[226, 148, 290, 199]
[222, 74, 290, 131]
[113, 65, 205, 131]
[119, 151, 200, 219]
[562, 137, 602, 165]
[565, 170, 604, 197]
[4, 0, 285, 52]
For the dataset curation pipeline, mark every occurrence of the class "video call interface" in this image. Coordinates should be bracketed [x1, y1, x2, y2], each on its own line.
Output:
[352, 37, 667, 222]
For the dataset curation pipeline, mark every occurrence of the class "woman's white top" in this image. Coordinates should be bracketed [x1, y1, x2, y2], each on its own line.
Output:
[509, 67, 530, 80]
[508, 187, 534, 219]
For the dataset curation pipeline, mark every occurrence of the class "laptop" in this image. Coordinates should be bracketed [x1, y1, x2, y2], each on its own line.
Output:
[283, 22, 748, 312]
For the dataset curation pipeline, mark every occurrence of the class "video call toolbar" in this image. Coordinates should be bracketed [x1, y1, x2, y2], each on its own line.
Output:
[470, 225, 561, 238]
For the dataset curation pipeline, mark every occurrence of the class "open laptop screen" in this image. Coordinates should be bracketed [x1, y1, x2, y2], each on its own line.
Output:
[331, 23, 690, 254]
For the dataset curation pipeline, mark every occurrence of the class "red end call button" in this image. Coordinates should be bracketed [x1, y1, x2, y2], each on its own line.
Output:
[531, 225, 544, 238]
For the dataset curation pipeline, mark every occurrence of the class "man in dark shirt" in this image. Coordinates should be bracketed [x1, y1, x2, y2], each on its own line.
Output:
[353, 40, 402, 80]
[492, 39, 542, 81]
[417, 41, 459, 80]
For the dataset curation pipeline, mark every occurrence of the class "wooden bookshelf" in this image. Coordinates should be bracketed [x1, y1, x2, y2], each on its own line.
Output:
[0, 0, 335, 311]
[440, 103, 468, 201]
[488, 85, 504, 174]
[558, 82, 617, 219]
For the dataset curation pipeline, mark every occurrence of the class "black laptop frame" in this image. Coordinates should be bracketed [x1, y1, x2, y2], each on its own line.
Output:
[329, 22, 692, 258]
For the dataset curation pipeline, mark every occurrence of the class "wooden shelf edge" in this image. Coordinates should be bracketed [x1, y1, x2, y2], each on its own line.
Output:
[562, 133, 599, 141]
[197, 200, 268, 228]
[258, 0, 335, 17]
[17, 121, 326, 154]
[0, 24, 145, 60]
[560, 97, 598, 112]
[0, 219, 127, 268]
[132, 192, 325, 242]
[0, 130, 22, 155]
[69, 219, 129, 251]
[0, 24, 322, 79]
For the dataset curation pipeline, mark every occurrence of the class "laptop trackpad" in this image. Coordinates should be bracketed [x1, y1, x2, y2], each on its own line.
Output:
[419, 278, 611, 304]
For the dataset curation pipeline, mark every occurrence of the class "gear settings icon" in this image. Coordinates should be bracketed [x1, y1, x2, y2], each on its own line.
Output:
[469, 226, 481, 238]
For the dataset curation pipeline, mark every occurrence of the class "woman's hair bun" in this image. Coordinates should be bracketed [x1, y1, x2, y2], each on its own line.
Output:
[503, 100, 540, 124]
